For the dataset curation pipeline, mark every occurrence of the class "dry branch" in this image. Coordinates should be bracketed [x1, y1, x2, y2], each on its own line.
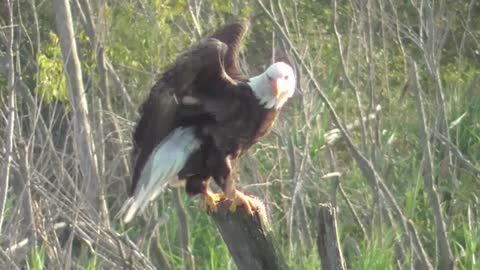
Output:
[31, 177, 156, 269]
[411, 60, 454, 269]
[435, 132, 480, 176]
[317, 204, 346, 270]
[54, 0, 101, 215]
[256, 1, 432, 268]
[173, 189, 195, 270]
[210, 200, 287, 270]
[0, 0, 16, 234]
[0, 248, 20, 270]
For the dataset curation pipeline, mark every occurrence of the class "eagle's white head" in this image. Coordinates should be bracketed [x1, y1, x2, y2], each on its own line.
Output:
[248, 62, 296, 109]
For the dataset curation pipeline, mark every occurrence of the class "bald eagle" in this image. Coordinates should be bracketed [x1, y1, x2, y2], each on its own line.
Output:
[121, 21, 296, 223]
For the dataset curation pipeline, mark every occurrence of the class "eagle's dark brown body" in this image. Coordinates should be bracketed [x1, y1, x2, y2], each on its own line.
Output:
[130, 22, 278, 197]
[132, 77, 278, 197]
[177, 84, 278, 195]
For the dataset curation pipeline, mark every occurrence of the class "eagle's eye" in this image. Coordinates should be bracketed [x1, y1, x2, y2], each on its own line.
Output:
[284, 75, 289, 80]
[267, 74, 273, 81]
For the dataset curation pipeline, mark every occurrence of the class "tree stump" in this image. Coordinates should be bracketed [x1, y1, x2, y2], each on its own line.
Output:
[317, 204, 346, 270]
[210, 199, 287, 270]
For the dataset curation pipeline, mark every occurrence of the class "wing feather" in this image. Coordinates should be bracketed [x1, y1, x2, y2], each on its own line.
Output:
[129, 21, 252, 204]
[207, 20, 249, 80]
[122, 127, 201, 223]
[130, 39, 228, 194]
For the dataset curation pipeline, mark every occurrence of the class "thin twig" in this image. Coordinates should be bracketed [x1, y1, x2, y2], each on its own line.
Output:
[173, 189, 195, 270]
[411, 60, 454, 269]
[0, 0, 16, 234]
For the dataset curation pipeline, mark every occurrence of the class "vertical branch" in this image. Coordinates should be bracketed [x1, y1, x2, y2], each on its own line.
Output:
[75, 0, 133, 187]
[187, 0, 203, 38]
[423, 1, 456, 186]
[95, 98, 111, 227]
[78, 0, 113, 224]
[364, 0, 381, 162]
[333, 0, 368, 153]
[317, 204, 346, 270]
[326, 146, 368, 241]
[0, 0, 17, 233]
[287, 133, 313, 252]
[54, 0, 101, 216]
[411, 60, 454, 269]
[173, 189, 195, 270]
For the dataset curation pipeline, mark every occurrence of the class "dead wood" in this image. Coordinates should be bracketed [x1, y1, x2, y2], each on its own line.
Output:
[317, 204, 346, 270]
[54, 0, 101, 216]
[210, 199, 287, 270]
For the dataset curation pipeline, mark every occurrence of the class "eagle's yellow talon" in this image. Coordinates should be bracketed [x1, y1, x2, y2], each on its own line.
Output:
[228, 203, 237, 213]
[204, 191, 225, 213]
[228, 190, 259, 215]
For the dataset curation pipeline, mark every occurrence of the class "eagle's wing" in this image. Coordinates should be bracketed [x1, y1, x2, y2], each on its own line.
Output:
[129, 22, 249, 196]
[129, 40, 223, 193]
[208, 20, 249, 80]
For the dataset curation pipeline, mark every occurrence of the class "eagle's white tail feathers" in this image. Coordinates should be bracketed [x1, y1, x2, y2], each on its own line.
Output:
[121, 127, 201, 223]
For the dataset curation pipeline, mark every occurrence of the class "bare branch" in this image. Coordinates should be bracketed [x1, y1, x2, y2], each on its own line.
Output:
[0, 0, 16, 234]
[332, 0, 368, 153]
[173, 189, 195, 270]
[411, 60, 454, 269]
[54, 0, 101, 216]
[0, 248, 20, 270]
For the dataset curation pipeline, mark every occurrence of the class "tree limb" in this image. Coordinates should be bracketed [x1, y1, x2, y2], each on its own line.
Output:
[411, 60, 454, 269]
[54, 0, 101, 217]
[0, 0, 16, 234]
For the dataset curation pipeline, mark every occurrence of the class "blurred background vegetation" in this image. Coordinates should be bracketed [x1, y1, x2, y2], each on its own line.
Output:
[0, 0, 479, 269]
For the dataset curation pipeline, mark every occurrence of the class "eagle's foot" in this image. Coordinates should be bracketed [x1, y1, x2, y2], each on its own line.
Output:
[228, 190, 260, 215]
[204, 190, 226, 213]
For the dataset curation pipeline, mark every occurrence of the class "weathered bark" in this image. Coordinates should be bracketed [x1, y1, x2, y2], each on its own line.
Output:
[54, 0, 101, 216]
[317, 204, 346, 270]
[0, 0, 16, 233]
[210, 200, 287, 270]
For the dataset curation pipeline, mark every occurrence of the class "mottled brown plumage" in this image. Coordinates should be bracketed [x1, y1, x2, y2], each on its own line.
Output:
[122, 21, 295, 222]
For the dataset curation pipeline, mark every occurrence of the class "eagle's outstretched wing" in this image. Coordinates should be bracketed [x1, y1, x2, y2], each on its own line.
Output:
[208, 20, 249, 80]
[129, 21, 250, 196]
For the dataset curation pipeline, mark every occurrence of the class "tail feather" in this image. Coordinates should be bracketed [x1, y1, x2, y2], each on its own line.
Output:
[120, 127, 201, 223]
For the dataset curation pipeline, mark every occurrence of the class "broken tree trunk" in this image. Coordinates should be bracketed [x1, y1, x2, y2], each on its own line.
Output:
[210, 199, 287, 270]
[317, 204, 346, 270]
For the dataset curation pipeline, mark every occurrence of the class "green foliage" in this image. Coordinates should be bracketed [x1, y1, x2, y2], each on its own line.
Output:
[350, 228, 398, 270]
[452, 217, 479, 270]
[30, 246, 46, 270]
[37, 32, 69, 103]
[189, 206, 232, 269]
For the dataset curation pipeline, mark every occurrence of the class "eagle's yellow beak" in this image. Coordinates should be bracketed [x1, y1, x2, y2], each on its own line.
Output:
[273, 78, 286, 99]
